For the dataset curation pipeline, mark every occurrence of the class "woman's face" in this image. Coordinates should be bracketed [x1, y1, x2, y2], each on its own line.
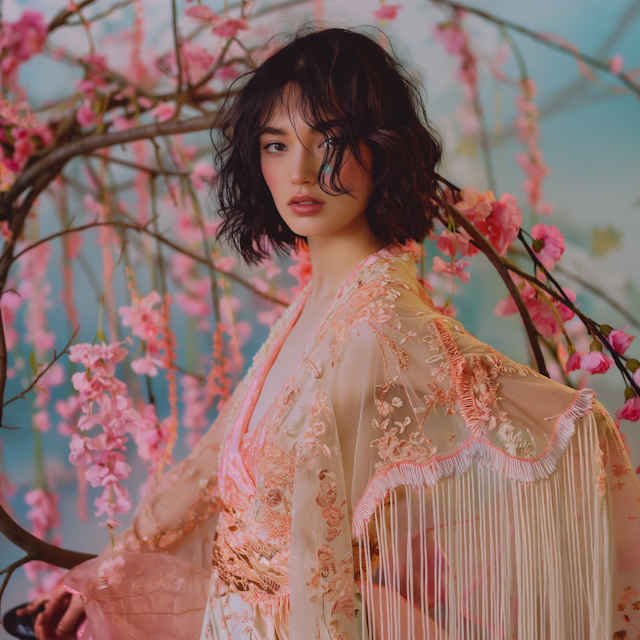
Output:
[259, 97, 374, 241]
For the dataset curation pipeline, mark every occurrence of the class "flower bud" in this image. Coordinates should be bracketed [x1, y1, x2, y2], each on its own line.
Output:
[626, 359, 640, 373]
[625, 387, 637, 401]
[589, 340, 602, 352]
[599, 324, 613, 336]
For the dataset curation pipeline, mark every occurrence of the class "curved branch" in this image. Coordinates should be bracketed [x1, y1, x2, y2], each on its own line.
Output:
[0, 503, 95, 570]
[442, 200, 550, 376]
[6, 114, 216, 203]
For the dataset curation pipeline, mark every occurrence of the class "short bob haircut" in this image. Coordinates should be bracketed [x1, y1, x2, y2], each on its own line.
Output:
[212, 26, 443, 265]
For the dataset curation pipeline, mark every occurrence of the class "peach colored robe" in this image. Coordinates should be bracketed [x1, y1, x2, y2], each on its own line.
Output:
[64, 246, 640, 640]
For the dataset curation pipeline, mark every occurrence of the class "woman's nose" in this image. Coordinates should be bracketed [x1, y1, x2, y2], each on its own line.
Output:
[290, 144, 318, 186]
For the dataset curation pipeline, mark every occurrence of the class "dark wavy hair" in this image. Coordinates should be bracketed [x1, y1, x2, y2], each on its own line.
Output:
[211, 26, 443, 265]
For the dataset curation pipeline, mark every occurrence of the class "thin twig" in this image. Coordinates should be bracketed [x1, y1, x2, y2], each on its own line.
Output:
[0, 554, 33, 613]
[433, 0, 640, 97]
[3, 327, 80, 408]
[86, 152, 190, 177]
[48, 0, 97, 31]
[11, 221, 288, 307]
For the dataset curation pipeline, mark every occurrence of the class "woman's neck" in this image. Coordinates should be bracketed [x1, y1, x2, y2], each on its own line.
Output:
[305, 216, 386, 312]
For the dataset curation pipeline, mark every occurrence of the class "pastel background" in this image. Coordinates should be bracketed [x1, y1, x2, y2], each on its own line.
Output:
[0, 0, 638, 632]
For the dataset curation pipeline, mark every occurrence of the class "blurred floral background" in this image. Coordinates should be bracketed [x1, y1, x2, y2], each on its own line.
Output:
[0, 0, 638, 628]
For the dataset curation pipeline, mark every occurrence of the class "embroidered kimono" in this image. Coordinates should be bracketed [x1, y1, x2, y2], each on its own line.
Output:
[63, 245, 640, 640]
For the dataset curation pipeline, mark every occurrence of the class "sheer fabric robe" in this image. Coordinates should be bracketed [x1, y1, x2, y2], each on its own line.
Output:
[64, 246, 640, 639]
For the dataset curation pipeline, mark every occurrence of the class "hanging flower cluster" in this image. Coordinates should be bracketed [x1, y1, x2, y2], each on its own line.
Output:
[515, 80, 553, 216]
[67, 342, 137, 533]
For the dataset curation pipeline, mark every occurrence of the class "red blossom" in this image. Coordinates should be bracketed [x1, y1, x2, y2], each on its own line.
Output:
[616, 397, 640, 423]
[580, 351, 614, 375]
[531, 223, 565, 270]
[608, 326, 635, 356]
[373, 4, 403, 22]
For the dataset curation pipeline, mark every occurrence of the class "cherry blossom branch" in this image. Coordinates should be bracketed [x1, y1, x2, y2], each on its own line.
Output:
[433, 0, 640, 97]
[64, 0, 134, 27]
[439, 197, 550, 376]
[5, 114, 216, 203]
[11, 221, 289, 307]
[511, 234, 640, 396]
[48, 0, 98, 32]
[552, 263, 640, 332]
[0, 501, 95, 607]
[86, 152, 190, 177]
[510, 245, 640, 332]
[2, 327, 80, 410]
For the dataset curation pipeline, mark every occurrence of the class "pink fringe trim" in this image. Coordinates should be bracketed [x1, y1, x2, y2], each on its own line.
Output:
[352, 387, 595, 539]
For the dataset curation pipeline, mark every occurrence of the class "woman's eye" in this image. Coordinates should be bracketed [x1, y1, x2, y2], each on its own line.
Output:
[264, 142, 286, 153]
[322, 137, 340, 148]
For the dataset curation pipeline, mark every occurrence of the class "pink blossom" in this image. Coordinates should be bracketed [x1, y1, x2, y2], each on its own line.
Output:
[175, 290, 210, 318]
[190, 162, 216, 189]
[482, 193, 523, 255]
[213, 63, 240, 82]
[184, 5, 220, 24]
[25, 488, 59, 536]
[634, 368, 640, 388]
[436, 230, 469, 258]
[33, 410, 50, 433]
[432, 256, 471, 283]
[257, 307, 284, 326]
[213, 18, 249, 38]
[214, 255, 235, 272]
[435, 303, 456, 318]
[6, 11, 47, 62]
[580, 351, 614, 375]
[565, 350, 586, 373]
[531, 224, 565, 270]
[373, 4, 403, 22]
[609, 54, 624, 75]
[432, 22, 467, 57]
[607, 326, 635, 356]
[131, 355, 162, 377]
[85, 450, 131, 488]
[77, 100, 97, 127]
[149, 101, 175, 122]
[616, 397, 640, 422]
[288, 244, 312, 296]
[97, 556, 126, 589]
[94, 482, 132, 524]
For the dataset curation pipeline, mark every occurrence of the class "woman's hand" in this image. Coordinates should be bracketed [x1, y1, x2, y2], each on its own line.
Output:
[16, 584, 86, 640]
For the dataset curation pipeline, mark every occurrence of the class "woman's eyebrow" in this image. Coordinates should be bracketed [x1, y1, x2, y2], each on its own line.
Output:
[259, 126, 288, 136]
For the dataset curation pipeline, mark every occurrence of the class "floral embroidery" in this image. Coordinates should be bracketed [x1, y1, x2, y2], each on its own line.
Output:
[302, 392, 332, 465]
[370, 375, 437, 471]
[316, 469, 347, 542]
[496, 421, 537, 458]
[595, 442, 608, 503]
[612, 461, 631, 491]
[307, 542, 355, 621]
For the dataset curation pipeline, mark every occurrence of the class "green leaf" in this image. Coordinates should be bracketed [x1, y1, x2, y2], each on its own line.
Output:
[29, 350, 37, 376]
[591, 225, 621, 257]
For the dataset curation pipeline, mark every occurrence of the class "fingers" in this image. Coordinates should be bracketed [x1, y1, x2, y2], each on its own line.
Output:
[16, 592, 51, 616]
[36, 587, 71, 640]
[55, 595, 86, 640]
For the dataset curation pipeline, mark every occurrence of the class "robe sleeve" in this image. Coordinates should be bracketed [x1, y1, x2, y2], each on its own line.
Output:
[61, 376, 248, 640]
[299, 276, 640, 639]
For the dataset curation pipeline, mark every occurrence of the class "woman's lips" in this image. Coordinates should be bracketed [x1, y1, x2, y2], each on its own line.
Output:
[289, 201, 324, 216]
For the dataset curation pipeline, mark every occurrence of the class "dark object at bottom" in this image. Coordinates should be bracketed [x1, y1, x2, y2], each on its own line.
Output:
[2, 602, 45, 639]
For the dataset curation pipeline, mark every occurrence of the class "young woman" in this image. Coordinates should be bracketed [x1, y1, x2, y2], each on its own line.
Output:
[20, 27, 640, 640]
